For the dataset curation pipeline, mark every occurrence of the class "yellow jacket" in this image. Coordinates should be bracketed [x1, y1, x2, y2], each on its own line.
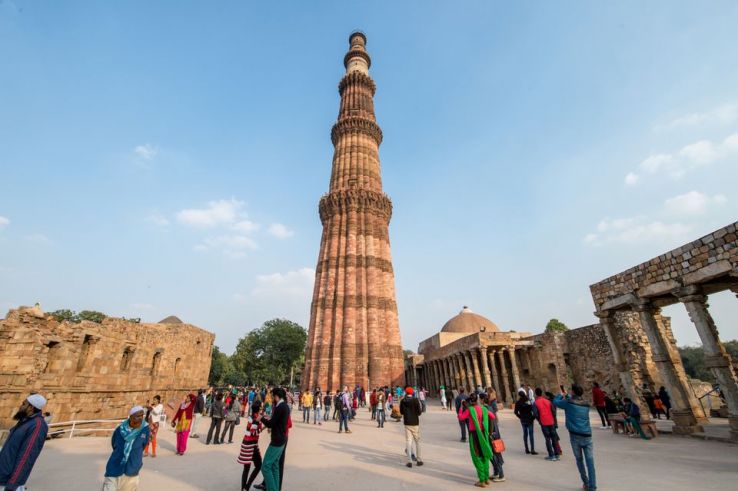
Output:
[301, 392, 314, 407]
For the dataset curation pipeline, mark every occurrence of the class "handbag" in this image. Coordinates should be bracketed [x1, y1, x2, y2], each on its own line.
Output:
[492, 438, 506, 454]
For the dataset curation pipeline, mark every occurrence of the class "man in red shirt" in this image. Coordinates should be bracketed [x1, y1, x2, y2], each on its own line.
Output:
[592, 382, 611, 429]
[534, 388, 559, 461]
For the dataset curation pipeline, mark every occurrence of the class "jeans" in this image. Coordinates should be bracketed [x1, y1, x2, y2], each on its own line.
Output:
[302, 407, 310, 422]
[492, 452, 504, 478]
[596, 406, 610, 427]
[541, 425, 555, 457]
[262, 444, 285, 491]
[324, 407, 330, 421]
[570, 434, 596, 491]
[376, 409, 385, 427]
[458, 420, 467, 441]
[339, 409, 350, 431]
[521, 422, 535, 452]
[313, 408, 322, 424]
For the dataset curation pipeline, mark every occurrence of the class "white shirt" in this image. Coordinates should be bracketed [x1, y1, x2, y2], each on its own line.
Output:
[150, 403, 164, 423]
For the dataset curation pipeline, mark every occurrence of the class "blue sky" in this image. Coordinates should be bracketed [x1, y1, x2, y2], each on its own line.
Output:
[1, 1, 737, 353]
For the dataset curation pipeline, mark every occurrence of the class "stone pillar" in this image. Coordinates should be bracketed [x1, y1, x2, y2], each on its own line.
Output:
[463, 351, 475, 391]
[479, 346, 493, 389]
[679, 287, 738, 440]
[487, 349, 501, 398]
[433, 361, 441, 393]
[441, 358, 450, 389]
[595, 310, 640, 404]
[633, 300, 706, 433]
[454, 353, 466, 388]
[508, 347, 522, 391]
[497, 350, 511, 406]
[470, 349, 482, 391]
[428, 362, 437, 393]
[449, 356, 459, 389]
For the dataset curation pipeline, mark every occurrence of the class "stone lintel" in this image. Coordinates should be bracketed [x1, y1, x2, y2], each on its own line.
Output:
[682, 260, 732, 286]
[637, 279, 680, 298]
[600, 292, 638, 312]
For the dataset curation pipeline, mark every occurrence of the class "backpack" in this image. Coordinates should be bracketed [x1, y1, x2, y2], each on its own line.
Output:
[335, 394, 344, 411]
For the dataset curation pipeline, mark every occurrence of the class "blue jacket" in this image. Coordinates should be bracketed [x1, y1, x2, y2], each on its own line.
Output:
[0, 412, 48, 490]
[104, 423, 150, 478]
[553, 394, 592, 437]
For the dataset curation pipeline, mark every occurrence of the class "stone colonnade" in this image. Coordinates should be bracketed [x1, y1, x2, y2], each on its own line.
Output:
[417, 346, 525, 406]
[597, 285, 738, 438]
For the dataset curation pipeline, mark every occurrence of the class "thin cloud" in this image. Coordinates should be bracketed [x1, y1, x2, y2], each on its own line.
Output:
[134, 144, 158, 161]
[24, 233, 51, 245]
[656, 103, 738, 130]
[583, 218, 691, 246]
[268, 223, 294, 239]
[664, 191, 726, 216]
[0, 216, 9, 229]
[251, 268, 314, 297]
[232, 220, 260, 233]
[195, 234, 258, 259]
[625, 131, 738, 182]
[177, 199, 244, 228]
[145, 213, 170, 226]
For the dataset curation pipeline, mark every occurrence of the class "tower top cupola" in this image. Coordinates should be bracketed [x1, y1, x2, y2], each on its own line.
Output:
[344, 30, 371, 74]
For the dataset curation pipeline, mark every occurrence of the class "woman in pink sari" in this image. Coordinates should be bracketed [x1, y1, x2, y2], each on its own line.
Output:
[171, 393, 196, 455]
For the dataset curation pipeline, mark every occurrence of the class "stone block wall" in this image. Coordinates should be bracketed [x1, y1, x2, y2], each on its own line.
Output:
[524, 317, 664, 404]
[590, 221, 738, 307]
[0, 306, 214, 429]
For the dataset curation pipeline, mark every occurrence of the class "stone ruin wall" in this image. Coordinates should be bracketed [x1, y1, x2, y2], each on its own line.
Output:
[590, 221, 737, 306]
[525, 316, 664, 404]
[0, 306, 214, 430]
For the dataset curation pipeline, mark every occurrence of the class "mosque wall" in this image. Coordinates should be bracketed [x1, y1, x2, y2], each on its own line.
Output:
[0, 306, 214, 430]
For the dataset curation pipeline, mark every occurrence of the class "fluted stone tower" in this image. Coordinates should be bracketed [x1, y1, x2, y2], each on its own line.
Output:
[302, 32, 404, 392]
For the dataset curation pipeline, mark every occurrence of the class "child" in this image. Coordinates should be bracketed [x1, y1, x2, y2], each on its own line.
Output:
[238, 409, 263, 491]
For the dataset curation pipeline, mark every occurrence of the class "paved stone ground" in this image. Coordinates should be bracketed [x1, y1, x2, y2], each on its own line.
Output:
[26, 404, 738, 490]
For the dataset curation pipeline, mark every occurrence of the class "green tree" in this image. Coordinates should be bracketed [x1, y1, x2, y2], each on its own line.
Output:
[678, 340, 738, 383]
[231, 318, 307, 386]
[78, 310, 106, 323]
[545, 318, 569, 333]
[50, 309, 78, 323]
[208, 345, 231, 386]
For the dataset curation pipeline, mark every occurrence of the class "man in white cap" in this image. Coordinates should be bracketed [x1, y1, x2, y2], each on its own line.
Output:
[0, 394, 49, 491]
[102, 405, 150, 491]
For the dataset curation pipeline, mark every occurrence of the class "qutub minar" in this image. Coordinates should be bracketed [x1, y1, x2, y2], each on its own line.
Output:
[302, 32, 405, 391]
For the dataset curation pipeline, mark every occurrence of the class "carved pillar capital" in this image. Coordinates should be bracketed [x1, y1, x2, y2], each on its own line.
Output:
[677, 285, 708, 305]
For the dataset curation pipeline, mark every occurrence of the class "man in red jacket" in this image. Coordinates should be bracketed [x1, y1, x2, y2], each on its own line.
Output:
[534, 388, 559, 461]
[592, 382, 611, 429]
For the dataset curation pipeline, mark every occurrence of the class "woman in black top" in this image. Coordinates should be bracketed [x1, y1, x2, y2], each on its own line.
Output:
[513, 391, 537, 455]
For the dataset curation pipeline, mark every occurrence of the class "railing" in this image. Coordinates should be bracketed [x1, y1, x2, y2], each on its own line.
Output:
[697, 384, 721, 416]
[47, 415, 168, 439]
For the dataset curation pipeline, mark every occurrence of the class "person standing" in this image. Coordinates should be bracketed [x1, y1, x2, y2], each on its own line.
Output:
[482, 394, 505, 483]
[514, 390, 537, 455]
[534, 388, 558, 461]
[300, 390, 312, 423]
[323, 391, 332, 422]
[418, 387, 427, 413]
[222, 395, 241, 444]
[103, 406, 150, 491]
[238, 407, 263, 491]
[554, 386, 596, 491]
[206, 392, 225, 445]
[400, 387, 424, 468]
[171, 394, 196, 455]
[338, 386, 352, 433]
[0, 394, 49, 491]
[191, 389, 206, 438]
[658, 386, 671, 419]
[454, 388, 469, 442]
[144, 395, 163, 458]
[591, 383, 610, 429]
[458, 393, 492, 487]
[439, 385, 447, 410]
[312, 388, 323, 426]
[370, 389, 378, 420]
[257, 387, 289, 491]
[375, 389, 386, 428]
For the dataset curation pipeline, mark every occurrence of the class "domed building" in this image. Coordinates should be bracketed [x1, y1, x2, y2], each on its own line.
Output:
[405, 306, 533, 405]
